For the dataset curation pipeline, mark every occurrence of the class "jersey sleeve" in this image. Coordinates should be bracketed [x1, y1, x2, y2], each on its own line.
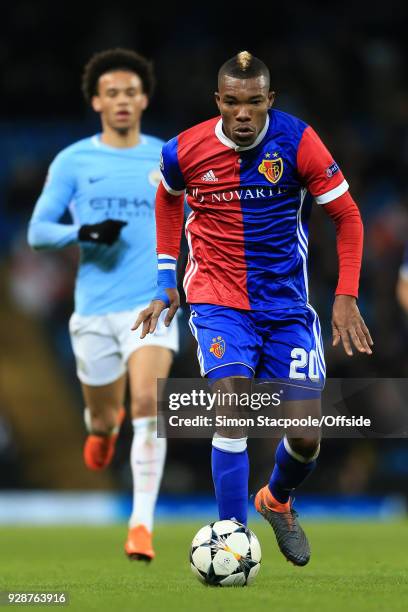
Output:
[297, 126, 349, 205]
[323, 191, 363, 297]
[155, 182, 185, 259]
[27, 151, 79, 250]
[160, 137, 185, 195]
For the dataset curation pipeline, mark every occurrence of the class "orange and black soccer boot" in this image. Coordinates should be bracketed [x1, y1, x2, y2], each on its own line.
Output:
[255, 484, 310, 566]
[83, 407, 126, 470]
[125, 524, 155, 562]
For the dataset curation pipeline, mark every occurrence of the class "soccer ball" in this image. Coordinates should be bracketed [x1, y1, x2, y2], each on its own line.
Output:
[190, 519, 261, 586]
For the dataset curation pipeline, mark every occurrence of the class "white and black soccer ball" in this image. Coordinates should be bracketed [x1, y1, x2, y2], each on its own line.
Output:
[190, 519, 261, 587]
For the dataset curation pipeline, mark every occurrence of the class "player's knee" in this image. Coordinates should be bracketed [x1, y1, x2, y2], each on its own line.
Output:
[286, 436, 320, 460]
[131, 392, 156, 418]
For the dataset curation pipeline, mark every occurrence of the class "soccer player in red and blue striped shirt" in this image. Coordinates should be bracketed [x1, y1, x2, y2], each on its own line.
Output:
[134, 51, 373, 566]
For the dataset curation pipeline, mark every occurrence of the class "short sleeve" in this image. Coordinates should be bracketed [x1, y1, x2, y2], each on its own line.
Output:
[297, 126, 349, 205]
[160, 137, 185, 195]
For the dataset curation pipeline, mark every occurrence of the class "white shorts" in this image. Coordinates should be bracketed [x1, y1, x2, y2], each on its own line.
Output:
[69, 305, 179, 386]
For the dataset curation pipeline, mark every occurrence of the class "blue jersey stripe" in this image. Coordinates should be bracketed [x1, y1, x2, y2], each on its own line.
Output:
[237, 110, 310, 309]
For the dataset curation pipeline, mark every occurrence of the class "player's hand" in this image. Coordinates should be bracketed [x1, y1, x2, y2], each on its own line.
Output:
[131, 288, 180, 338]
[332, 295, 373, 357]
[78, 219, 127, 246]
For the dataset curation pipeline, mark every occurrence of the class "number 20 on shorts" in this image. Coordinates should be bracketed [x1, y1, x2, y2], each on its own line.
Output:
[289, 348, 320, 381]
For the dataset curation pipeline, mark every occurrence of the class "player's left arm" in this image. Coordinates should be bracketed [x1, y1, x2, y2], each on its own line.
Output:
[297, 126, 373, 357]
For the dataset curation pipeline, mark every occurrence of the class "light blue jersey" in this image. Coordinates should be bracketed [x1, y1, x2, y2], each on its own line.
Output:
[28, 134, 163, 315]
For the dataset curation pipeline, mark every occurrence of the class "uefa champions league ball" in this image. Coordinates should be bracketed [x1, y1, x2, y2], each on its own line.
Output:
[190, 520, 261, 586]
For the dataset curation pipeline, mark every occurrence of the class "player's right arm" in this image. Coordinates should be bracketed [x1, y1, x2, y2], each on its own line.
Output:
[27, 151, 79, 250]
[132, 138, 185, 337]
[28, 151, 127, 250]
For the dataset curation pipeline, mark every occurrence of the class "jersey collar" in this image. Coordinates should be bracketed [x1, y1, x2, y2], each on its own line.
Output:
[215, 114, 270, 152]
[91, 134, 147, 150]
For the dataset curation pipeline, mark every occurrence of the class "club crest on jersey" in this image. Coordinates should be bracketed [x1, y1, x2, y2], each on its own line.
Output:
[148, 168, 162, 187]
[210, 336, 226, 359]
[258, 152, 283, 184]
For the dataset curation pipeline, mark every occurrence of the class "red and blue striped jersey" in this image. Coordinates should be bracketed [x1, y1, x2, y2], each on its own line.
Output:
[160, 109, 349, 310]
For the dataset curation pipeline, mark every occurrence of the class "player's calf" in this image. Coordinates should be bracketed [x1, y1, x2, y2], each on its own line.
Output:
[212, 435, 249, 525]
[83, 406, 126, 470]
[286, 436, 321, 461]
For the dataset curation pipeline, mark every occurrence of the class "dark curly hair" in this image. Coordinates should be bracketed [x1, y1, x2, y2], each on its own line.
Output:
[81, 48, 155, 104]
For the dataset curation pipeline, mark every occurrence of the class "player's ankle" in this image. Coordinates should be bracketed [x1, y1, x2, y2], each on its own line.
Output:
[84, 406, 122, 436]
[87, 429, 111, 437]
[87, 419, 119, 436]
[265, 486, 290, 512]
[128, 521, 151, 533]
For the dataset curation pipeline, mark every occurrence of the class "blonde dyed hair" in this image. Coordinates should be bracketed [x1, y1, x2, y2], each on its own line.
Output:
[236, 51, 252, 70]
[218, 51, 270, 89]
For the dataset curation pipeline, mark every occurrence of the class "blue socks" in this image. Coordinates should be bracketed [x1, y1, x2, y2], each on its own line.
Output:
[211, 437, 249, 525]
[211, 437, 318, 522]
[269, 438, 318, 503]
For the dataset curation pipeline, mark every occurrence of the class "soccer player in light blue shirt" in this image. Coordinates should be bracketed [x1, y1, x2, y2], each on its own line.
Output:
[28, 49, 178, 561]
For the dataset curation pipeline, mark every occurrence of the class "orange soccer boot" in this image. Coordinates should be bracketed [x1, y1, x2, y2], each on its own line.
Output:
[83, 407, 126, 470]
[255, 484, 311, 566]
[125, 524, 155, 561]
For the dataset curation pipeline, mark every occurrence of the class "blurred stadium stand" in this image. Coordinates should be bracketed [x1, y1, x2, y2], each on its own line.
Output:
[1, 1, 407, 520]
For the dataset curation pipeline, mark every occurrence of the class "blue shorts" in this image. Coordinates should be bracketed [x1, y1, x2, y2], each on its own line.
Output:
[189, 303, 326, 397]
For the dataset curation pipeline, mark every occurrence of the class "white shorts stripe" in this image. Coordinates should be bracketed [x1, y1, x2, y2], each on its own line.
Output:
[306, 303, 326, 376]
[188, 309, 204, 375]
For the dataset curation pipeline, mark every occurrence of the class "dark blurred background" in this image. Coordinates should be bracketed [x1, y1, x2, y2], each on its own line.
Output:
[1, 1, 408, 518]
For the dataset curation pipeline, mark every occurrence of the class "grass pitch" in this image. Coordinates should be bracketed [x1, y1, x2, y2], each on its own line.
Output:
[0, 522, 407, 612]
